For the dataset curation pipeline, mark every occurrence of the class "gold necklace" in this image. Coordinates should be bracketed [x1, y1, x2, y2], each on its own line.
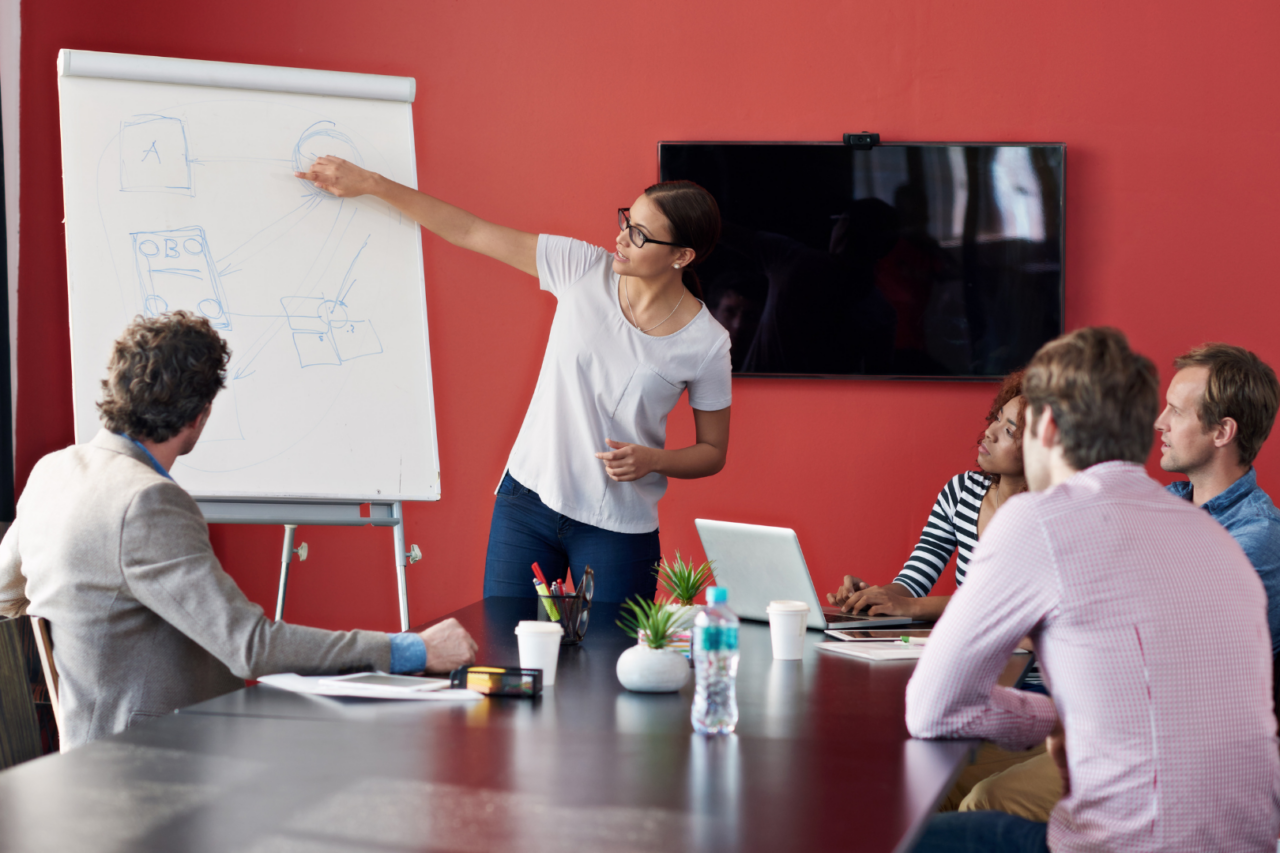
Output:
[623, 276, 685, 334]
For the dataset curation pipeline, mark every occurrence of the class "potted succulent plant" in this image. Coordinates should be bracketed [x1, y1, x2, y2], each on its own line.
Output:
[654, 552, 716, 657]
[615, 597, 691, 693]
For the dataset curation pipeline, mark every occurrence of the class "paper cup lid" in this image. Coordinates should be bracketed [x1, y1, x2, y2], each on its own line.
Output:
[766, 600, 811, 613]
[515, 620, 563, 635]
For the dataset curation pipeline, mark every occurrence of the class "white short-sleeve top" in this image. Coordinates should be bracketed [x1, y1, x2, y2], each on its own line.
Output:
[501, 235, 733, 534]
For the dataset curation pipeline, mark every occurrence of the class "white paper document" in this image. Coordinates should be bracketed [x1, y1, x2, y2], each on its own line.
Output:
[258, 673, 484, 701]
[815, 641, 927, 662]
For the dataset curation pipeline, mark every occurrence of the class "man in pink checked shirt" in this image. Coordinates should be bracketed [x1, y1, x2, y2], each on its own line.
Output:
[906, 327, 1280, 853]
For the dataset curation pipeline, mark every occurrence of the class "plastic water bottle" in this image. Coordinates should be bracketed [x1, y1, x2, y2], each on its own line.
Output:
[692, 586, 740, 734]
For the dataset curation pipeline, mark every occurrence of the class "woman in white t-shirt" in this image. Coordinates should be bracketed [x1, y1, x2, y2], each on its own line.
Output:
[296, 157, 733, 603]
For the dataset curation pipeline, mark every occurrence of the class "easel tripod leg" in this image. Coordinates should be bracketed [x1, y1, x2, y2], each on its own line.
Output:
[276, 524, 297, 621]
[393, 502, 409, 632]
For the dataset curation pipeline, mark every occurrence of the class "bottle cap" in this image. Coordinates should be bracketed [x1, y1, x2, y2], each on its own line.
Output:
[706, 586, 728, 605]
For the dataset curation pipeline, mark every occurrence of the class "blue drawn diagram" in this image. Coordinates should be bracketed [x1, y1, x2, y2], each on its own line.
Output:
[72, 90, 429, 489]
[131, 225, 231, 330]
[292, 121, 362, 200]
[284, 298, 384, 366]
[119, 115, 193, 194]
[282, 238, 384, 367]
[119, 117, 384, 372]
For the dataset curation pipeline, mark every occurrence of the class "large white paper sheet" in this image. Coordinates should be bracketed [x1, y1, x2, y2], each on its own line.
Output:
[258, 673, 483, 701]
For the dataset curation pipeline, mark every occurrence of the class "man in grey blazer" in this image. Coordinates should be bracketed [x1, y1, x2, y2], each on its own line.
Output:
[0, 312, 477, 749]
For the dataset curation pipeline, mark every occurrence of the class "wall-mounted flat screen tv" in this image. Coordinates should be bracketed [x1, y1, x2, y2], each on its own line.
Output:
[659, 142, 1064, 379]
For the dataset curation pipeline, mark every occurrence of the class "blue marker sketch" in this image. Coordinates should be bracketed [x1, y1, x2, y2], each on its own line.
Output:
[131, 226, 232, 330]
[281, 235, 383, 368]
[293, 121, 363, 199]
[75, 90, 429, 486]
[285, 307, 383, 366]
[120, 117, 383, 404]
[119, 115, 193, 195]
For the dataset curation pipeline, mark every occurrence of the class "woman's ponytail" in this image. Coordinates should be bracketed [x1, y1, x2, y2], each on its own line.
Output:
[681, 267, 703, 300]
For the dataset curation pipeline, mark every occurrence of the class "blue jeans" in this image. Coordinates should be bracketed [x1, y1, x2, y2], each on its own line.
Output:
[912, 812, 1049, 853]
[483, 473, 661, 604]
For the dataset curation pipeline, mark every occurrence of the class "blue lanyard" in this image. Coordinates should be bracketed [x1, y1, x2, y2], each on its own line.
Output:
[126, 436, 174, 481]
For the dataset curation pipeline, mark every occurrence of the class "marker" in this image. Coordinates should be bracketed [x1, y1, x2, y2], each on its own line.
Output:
[534, 579, 560, 621]
[900, 636, 927, 646]
[531, 562, 550, 588]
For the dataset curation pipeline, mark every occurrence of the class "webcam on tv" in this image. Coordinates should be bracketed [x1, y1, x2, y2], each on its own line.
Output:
[842, 132, 880, 149]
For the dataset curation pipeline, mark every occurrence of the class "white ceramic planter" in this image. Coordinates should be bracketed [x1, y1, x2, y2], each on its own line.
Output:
[616, 644, 691, 693]
[665, 603, 698, 630]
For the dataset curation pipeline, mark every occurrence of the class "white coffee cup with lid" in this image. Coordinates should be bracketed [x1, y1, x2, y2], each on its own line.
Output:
[766, 600, 810, 660]
[515, 621, 564, 685]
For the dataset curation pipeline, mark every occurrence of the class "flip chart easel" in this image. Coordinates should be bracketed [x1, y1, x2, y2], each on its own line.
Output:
[198, 500, 421, 631]
[57, 50, 441, 633]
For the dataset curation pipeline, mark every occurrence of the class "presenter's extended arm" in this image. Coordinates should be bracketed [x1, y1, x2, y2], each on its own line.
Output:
[596, 407, 730, 482]
[295, 156, 538, 277]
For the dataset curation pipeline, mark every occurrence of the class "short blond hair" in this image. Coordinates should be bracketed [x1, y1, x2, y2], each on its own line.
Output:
[1174, 343, 1279, 466]
[1024, 327, 1158, 470]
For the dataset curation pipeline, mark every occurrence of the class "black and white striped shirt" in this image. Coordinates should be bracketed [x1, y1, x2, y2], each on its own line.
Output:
[893, 471, 991, 597]
[892, 470, 1045, 690]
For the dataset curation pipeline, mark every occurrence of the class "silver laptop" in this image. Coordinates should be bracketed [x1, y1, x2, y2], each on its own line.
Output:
[695, 519, 912, 631]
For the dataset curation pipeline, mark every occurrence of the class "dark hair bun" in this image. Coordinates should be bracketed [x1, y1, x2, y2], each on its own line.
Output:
[643, 180, 721, 300]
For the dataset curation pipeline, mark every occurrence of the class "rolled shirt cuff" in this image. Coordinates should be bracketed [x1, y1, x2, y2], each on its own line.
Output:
[388, 632, 428, 674]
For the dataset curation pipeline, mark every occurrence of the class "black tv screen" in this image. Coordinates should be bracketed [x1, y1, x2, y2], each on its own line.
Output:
[659, 142, 1064, 379]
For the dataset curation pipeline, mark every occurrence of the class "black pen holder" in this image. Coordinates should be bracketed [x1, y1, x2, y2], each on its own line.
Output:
[536, 591, 591, 645]
[535, 567, 593, 645]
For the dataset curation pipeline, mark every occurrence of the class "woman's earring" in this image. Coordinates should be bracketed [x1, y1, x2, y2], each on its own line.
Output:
[674, 264, 681, 269]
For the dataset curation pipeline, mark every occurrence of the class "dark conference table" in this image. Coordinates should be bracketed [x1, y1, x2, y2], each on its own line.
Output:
[0, 598, 1000, 853]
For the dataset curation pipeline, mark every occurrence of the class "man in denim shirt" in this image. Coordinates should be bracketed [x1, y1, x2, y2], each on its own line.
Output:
[1156, 342, 1280, 651]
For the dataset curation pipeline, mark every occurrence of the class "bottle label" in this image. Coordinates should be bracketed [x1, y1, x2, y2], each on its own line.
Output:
[695, 625, 738, 652]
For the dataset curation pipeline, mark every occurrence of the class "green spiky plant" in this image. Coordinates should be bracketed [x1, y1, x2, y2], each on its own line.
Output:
[617, 597, 682, 650]
[654, 551, 716, 606]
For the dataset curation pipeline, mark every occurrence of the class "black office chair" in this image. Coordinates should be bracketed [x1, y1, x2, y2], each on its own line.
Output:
[0, 616, 43, 769]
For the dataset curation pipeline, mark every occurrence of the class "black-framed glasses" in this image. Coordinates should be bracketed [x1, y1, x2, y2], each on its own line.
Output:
[618, 208, 686, 249]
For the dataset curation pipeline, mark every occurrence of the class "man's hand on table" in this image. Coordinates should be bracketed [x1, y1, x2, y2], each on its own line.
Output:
[418, 618, 478, 673]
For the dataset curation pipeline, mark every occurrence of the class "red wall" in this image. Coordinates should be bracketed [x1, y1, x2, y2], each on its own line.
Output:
[16, 0, 1280, 630]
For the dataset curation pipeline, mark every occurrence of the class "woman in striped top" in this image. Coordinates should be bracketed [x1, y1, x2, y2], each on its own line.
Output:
[829, 370, 1028, 621]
